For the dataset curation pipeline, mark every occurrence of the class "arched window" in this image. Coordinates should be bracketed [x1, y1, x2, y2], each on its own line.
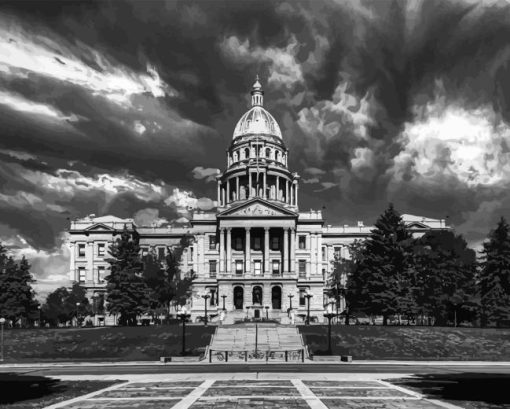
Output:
[245, 148, 250, 159]
[265, 148, 271, 158]
[272, 286, 282, 309]
[234, 286, 244, 310]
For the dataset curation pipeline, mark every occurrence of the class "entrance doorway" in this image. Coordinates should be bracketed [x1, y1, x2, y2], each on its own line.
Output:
[234, 286, 244, 310]
[254, 309, 260, 319]
[252, 286, 262, 305]
[272, 286, 282, 309]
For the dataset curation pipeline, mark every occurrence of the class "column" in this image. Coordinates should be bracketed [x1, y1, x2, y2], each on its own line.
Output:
[248, 172, 252, 198]
[217, 181, 221, 205]
[245, 227, 251, 273]
[226, 179, 230, 204]
[286, 180, 289, 204]
[198, 235, 205, 276]
[310, 234, 316, 279]
[290, 228, 296, 273]
[263, 172, 267, 199]
[69, 243, 75, 281]
[87, 241, 94, 282]
[219, 228, 225, 273]
[236, 176, 240, 201]
[276, 176, 280, 201]
[283, 228, 289, 273]
[226, 228, 232, 274]
[295, 183, 299, 208]
[264, 227, 270, 274]
[221, 188, 225, 207]
[317, 233, 323, 277]
[192, 240, 198, 273]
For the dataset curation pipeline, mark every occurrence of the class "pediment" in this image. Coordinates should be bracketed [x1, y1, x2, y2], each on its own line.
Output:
[218, 199, 297, 218]
[406, 222, 428, 229]
[85, 223, 114, 231]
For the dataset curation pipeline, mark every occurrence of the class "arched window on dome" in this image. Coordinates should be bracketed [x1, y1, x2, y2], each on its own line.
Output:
[275, 150, 280, 163]
[245, 148, 250, 160]
[233, 151, 238, 163]
[265, 148, 271, 159]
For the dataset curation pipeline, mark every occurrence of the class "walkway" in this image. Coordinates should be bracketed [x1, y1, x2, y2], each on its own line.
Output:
[44, 374, 462, 409]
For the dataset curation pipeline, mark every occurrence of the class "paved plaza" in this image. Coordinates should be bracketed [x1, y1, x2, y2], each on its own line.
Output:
[45, 374, 462, 409]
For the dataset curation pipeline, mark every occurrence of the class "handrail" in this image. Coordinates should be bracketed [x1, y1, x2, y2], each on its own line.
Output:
[208, 348, 305, 363]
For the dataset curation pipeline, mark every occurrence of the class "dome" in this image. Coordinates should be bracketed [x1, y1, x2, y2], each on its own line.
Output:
[233, 106, 282, 139]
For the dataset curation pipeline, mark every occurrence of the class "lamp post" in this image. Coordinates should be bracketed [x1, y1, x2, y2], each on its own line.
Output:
[37, 306, 42, 328]
[75, 302, 81, 327]
[324, 304, 336, 355]
[177, 306, 191, 356]
[0, 317, 5, 362]
[305, 289, 313, 325]
[221, 295, 227, 311]
[288, 294, 294, 311]
[265, 306, 269, 320]
[201, 292, 210, 326]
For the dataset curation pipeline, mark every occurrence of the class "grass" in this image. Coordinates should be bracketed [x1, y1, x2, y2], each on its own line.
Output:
[0, 373, 119, 408]
[388, 374, 510, 409]
[298, 325, 510, 360]
[1, 325, 215, 362]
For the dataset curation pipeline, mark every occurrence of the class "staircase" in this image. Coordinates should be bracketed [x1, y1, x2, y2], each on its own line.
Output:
[206, 323, 308, 362]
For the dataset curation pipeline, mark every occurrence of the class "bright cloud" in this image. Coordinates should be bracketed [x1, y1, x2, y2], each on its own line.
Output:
[0, 16, 174, 108]
[164, 188, 216, 214]
[220, 35, 303, 88]
[391, 94, 510, 187]
[192, 166, 220, 182]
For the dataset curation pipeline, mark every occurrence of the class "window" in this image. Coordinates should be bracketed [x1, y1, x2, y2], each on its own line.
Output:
[298, 235, 306, 249]
[299, 288, 306, 306]
[321, 246, 326, 261]
[334, 246, 341, 259]
[235, 260, 244, 275]
[189, 247, 194, 263]
[299, 260, 306, 278]
[78, 243, 86, 257]
[271, 236, 279, 250]
[235, 237, 243, 251]
[97, 266, 105, 283]
[210, 289, 217, 306]
[141, 247, 149, 257]
[209, 260, 217, 277]
[254, 260, 262, 275]
[78, 267, 86, 283]
[272, 260, 280, 275]
[322, 268, 326, 281]
[209, 235, 217, 250]
[157, 247, 166, 260]
[97, 243, 105, 257]
[253, 237, 261, 251]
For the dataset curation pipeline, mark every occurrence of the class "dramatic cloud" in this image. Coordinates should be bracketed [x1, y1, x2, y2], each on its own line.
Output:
[192, 166, 220, 182]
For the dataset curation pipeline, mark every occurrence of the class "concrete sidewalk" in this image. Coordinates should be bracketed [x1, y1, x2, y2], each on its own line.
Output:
[1, 360, 510, 368]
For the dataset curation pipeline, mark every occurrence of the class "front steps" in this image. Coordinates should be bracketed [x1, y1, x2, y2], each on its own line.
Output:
[206, 323, 308, 362]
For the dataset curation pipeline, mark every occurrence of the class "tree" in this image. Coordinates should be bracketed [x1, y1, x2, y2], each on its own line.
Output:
[105, 226, 150, 326]
[42, 287, 72, 326]
[480, 217, 510, 327]
[413, 231, 477, 326]
[0, 255, 39, 326]
[66, 282, 91, 325]
[347, 204, 415, 325]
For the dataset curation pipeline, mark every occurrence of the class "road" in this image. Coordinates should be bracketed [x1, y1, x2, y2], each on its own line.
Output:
[2, 362, 510, 376]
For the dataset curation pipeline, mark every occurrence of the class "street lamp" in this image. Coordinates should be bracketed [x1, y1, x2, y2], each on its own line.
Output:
[0, 317, 5, 362]
[201, 292, 210, 326]
[177, 306, 191, 356]
[75, 302, 81, 327]
[305, 289, 313, 325]
[288, 294, 294, 311]
[265, 306, 269, 320]
[37, 305, 42, 328]
[221, 295, 227, 311]
[324, 303, 336, 355]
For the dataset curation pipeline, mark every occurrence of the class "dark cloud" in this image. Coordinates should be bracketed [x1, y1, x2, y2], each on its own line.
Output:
[2, 0, 510, 290]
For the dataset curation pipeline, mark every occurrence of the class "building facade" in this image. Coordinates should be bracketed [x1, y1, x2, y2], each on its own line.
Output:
[68, 79, 449, 324]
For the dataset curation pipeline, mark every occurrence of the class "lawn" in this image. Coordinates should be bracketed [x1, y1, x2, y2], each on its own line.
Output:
[1, 325, 215, 362]
[298, 325, 510, 360]
[0, 373, 119, 408]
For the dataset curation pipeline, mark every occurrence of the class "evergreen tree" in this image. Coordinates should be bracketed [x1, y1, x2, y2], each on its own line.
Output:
[348, 204, 415, 325]
[142, 250, 166, 319]
[105, 226, 150, 326]
[413, 231, 477, 326]
[480, 217, 510, 327]
[66, 282, 91, 325]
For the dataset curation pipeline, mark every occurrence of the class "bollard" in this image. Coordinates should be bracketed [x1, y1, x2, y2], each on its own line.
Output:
[285, 351, 288, 362]
[209, 350, 212, 363]
[225, 351, 228, 362]
[245, 350, 248, 362]
[301, 349, 304, 362]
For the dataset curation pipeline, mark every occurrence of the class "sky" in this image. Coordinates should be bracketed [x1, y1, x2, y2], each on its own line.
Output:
[1, 0, 510, 298]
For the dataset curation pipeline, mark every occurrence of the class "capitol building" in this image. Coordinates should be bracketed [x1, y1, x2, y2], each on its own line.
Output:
[68, 78, 448, 324]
